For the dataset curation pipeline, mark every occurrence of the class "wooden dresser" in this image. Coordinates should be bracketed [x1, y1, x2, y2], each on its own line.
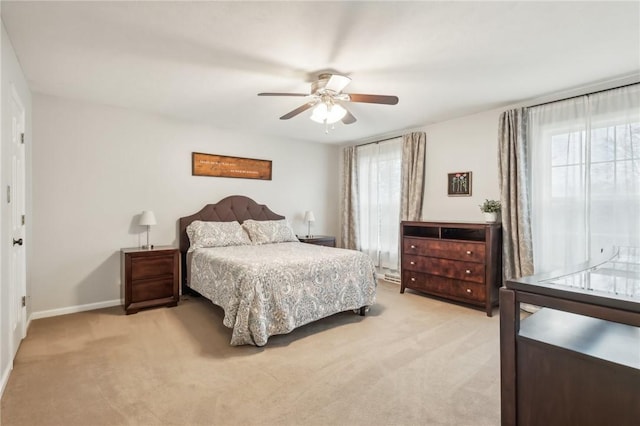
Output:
[400, 221, 502, 316]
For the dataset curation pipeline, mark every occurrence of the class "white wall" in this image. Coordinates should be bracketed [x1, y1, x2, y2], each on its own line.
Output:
[419, 108, 503, 222]
[31, 94, 339, 316]
[1, 20, 32, 397]
[339, 108, 504, 228]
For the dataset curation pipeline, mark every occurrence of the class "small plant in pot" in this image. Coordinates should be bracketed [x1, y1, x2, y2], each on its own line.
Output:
[479, 199, 501, 223]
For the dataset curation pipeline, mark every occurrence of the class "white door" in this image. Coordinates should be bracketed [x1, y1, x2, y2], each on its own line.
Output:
[9, 86, 26, 359]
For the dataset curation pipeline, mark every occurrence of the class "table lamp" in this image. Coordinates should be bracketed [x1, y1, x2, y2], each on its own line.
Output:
[139, 210, 157, 249]
[304, 211, 315, 238]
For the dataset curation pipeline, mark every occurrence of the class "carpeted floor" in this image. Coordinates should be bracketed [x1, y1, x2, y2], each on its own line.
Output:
[1, 281, 501, 426]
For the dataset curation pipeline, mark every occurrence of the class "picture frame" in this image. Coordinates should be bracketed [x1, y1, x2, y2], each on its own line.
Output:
[192, 152, 272, 180]
[447, 171, 472, 196]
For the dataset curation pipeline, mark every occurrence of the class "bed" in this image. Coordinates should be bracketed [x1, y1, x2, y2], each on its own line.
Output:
[179, 195, 377, 346]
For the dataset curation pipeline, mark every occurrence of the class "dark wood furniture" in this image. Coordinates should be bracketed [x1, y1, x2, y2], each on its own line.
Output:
[121, 246, 179, 315]
[297, 235, 336, 247]
[500, 251, 640, 426]
[400, 221, 502, 316]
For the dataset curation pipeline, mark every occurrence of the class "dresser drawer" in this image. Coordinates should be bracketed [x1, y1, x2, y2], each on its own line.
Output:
[402, 255, 485, 284]
[403, 238, 485, 263]
[402, 271, 486, 303]
[131, 277, 174, 302]
[450, 281, 486, 302]
[131, 255, 175, 280]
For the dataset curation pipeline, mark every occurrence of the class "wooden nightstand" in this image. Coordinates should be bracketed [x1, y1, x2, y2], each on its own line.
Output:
[297, 235, 336, 247]
[121, 246, 179, 315]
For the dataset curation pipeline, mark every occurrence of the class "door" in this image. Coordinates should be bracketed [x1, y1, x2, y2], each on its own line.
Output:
[9, 85, 26, 359]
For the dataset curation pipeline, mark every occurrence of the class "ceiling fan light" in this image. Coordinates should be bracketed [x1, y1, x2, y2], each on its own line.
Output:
[310, 102, 347, 124]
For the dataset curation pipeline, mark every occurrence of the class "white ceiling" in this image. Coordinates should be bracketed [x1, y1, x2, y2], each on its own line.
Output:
[2, 1, 639, 145]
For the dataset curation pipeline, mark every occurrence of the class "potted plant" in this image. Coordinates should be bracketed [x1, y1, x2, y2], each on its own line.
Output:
[479, 199, 501, 223]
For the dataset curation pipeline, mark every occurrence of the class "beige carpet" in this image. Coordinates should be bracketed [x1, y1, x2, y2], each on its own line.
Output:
[1, 281, 501, 426]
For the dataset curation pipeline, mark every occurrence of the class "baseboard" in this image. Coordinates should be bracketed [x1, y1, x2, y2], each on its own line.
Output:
[30, 299, 122, 320]
[1, 360, 12, 400]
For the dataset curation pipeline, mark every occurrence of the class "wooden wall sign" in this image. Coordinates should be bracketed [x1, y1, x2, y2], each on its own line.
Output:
[192, 152, 272, 180]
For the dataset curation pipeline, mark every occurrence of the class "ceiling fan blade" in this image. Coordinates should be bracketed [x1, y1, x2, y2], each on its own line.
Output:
[324, 74, 351, 93]
[347, 94, 399, 105]
[341, 109, 357, 125]
[258, 93, 309, 97]
[280, 102, 316, 120]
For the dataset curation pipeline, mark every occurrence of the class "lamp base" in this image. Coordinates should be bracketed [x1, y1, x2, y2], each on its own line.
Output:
[142, 228, 153, 250]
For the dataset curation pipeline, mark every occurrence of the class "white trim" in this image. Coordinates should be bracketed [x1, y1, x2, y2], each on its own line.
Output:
[1, 361, 12, 399]
[30, 299, 121, 320]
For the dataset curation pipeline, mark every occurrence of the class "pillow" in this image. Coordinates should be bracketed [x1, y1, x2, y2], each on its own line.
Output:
[186, 220, 251, 250]
[242, 219, 299, 245]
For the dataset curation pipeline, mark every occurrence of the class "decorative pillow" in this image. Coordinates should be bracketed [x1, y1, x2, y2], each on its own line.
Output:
[242, 219, 299, 245]
[186, 220, 251, 250]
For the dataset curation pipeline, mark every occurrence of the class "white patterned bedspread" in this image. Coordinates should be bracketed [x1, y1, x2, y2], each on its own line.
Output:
[189, 242, 377, 346]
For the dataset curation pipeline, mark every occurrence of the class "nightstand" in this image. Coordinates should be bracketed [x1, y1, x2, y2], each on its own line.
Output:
[297, 235, 336, 247]
[121, 246, 179, 315]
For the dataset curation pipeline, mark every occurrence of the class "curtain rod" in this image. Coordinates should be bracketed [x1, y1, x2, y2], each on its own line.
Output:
[528, 81, 639, 109]
[355, 135, 403, 148]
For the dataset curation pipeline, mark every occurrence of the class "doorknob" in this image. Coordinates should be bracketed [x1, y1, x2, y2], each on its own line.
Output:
[12, 238, 23, 246]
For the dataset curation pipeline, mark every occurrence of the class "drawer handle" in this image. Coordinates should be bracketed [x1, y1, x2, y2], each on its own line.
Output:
[466, 250, 472, 255]
[411, 277, 416, 282]
[465, 269, 471, 274]
[410, 261, 415, 265]
[410, 245, 416, 249]
[466, 288, 472, 293]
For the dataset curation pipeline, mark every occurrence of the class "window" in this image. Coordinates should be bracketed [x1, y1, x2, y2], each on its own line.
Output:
[529, 84, 640, 272]
[356, 139, 402, 270]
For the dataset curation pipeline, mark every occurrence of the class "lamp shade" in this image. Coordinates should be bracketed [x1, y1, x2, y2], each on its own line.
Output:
[304, 211, 315, 222]
[310, 102, 347, 124]
[139, 210, 157, 226]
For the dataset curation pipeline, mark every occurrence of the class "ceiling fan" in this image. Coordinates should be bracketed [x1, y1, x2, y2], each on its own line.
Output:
[258, 73, 399, 129]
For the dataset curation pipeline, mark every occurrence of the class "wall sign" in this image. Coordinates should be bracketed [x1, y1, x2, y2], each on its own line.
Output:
[192, 152, 272, 180]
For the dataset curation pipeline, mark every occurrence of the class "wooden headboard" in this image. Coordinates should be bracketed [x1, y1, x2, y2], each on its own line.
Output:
[178, 195, 285, 255]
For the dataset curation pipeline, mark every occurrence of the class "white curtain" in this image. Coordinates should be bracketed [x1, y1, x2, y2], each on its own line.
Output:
[357, 139, 402, 269]
[529, 84, 640, 272]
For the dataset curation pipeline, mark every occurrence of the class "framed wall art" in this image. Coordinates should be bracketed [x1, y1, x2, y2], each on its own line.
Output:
[447, 171, 472, 196]
[192, 152, 272, 180]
